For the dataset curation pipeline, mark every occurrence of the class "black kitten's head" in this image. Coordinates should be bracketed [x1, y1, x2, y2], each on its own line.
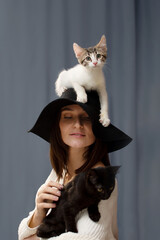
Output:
[87, 166, 120, 200]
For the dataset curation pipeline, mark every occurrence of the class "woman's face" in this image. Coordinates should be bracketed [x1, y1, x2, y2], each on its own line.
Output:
[59, 104, 96, 149]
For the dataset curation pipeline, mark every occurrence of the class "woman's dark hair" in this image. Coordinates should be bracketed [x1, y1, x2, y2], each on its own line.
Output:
[50, 109, 110, 180]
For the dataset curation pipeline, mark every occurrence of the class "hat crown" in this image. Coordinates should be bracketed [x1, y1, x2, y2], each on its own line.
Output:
[61, 88, 100, 112]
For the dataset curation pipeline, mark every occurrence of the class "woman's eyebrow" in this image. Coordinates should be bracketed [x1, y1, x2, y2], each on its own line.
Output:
[61, 107, 73, 112]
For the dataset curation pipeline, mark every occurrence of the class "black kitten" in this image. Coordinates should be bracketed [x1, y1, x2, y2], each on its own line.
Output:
[37, 166, 120, 238]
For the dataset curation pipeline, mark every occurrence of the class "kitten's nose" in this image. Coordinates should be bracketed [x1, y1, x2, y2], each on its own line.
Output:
[93, 62, 97, 66]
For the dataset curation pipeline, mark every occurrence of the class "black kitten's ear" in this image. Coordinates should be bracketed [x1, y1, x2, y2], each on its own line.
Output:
[87, 169, 98, 185]
[111, 166, 121, 176]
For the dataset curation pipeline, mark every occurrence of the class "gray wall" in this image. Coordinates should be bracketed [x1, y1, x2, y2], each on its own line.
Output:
[0, 0, 160, 239]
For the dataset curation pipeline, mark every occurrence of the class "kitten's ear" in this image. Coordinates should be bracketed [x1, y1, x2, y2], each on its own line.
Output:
[87, 169, 98, 185]
[112, 166, 121, 176]
[73, 43, 85, 58]
[96, 35, 107, 51]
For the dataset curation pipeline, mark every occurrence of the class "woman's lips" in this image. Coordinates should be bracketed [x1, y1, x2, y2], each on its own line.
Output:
[70, 133, 85, 137]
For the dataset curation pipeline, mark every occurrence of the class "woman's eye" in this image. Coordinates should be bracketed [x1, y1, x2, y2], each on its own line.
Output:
[97, 54, 101, 59]
[64, 116, 72, 119]
[81, 116, 91, 121]
[86, 56, 91, 61]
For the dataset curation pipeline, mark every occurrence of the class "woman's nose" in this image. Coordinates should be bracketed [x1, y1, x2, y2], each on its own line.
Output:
[74, 117, 83, 128]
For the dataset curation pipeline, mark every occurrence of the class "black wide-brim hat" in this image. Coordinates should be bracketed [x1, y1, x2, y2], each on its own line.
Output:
[29, 88, 132, 152]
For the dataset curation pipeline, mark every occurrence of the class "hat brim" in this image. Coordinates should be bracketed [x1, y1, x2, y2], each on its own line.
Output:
[29, 97, 132, 153]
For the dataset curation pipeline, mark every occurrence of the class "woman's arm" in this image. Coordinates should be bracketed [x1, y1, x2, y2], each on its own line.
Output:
[18, 170, 63, 240]
[18, 210, 40, 240]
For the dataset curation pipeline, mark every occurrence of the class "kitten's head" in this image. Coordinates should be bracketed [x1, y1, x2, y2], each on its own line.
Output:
[73, 35, 107, 68]
[87, 166, 120, 200]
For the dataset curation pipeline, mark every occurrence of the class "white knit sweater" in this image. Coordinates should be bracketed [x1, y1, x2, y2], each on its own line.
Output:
[18, 170, 118, 240]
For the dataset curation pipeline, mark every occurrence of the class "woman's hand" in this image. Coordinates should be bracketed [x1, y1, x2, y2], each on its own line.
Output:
[29, 181, 63, 228]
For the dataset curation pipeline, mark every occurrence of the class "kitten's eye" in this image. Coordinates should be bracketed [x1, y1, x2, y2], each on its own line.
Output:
[97, 188, 103, 192]
[86, 56, 91, 61]
[109, 186, 114, 191]
[97, 54, 101, 59]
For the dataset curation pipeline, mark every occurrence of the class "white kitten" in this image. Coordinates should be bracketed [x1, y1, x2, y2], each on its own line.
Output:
[55, 35, 110, 127]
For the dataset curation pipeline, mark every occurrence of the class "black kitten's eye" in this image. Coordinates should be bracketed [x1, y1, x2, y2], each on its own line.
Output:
[97, 187, 103, 192]
[109, 186, 114, 191]
[97, 54, 101, 59]
[86, 56, 91, 61]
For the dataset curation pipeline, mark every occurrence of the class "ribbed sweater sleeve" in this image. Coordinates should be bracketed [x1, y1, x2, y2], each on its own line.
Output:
[44, 232, 99, 240]
[18, 210, 38, 240]
[18, 170, 57, 240]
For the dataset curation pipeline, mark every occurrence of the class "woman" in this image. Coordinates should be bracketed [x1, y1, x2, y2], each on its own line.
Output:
[18, 89, 132, 240]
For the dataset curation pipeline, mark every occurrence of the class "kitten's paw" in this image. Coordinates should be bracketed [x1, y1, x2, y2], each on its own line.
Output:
[37, 229, 59, 238]
[89, 212, 101, 222]
[76, 93, 87, 103]
[99, 112, 110, 127]
[50, 231, 59, 237]
[67, 226, 78, 233]
[56, 86, 67, 96]
[67, 228, 78, 233]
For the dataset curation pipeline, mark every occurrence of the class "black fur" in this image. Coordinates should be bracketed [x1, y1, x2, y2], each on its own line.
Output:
[37, 166, 120, 238]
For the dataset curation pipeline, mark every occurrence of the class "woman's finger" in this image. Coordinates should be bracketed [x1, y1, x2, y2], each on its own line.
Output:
[37, 181, 63, 195]
[37, 202, 56, 209]
[47, 181, 63, 189]
[37, 186, 61, 197]
[37, 193, 59, 203]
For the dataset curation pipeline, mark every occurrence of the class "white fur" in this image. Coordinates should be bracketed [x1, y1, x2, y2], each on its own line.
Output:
[55, 64, 110, 127]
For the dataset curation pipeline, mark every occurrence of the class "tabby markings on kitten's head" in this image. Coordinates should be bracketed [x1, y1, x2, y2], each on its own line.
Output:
[73, 35, 107, 68]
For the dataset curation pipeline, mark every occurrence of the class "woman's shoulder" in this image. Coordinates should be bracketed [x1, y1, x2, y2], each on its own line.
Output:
[45, 169, 58, 183]
[45, 169, 65, 184]
[92, 162, 105, 168]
